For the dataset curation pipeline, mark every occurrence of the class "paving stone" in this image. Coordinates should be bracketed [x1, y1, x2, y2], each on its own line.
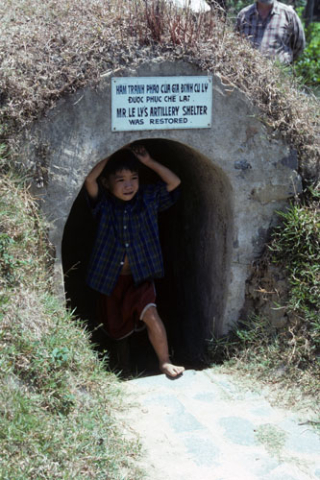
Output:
[121, 370, 320, 480]
[262, 474, 299, 480]
[279, 418, 320, 454]
[180, 431, 220, 466]
[219, 416, 257, 446]
[193, 392, 217, 403]
[249, 404, 276, 418]
[247, 454, 280, 476]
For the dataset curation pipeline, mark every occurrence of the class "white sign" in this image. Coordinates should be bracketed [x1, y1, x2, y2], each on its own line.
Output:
[111, 76, 212, 132]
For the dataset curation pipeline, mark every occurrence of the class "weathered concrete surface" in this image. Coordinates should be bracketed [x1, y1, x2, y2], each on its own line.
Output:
[22, 59, 301, 357]
[119, 370, 320, 480]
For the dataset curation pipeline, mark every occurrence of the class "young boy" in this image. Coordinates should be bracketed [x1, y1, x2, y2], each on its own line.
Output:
[85, 144, 185, 378]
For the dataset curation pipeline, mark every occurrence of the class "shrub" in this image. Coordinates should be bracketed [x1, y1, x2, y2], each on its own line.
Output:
[270, 190, 320, 326]
[295, 22, 320, 89]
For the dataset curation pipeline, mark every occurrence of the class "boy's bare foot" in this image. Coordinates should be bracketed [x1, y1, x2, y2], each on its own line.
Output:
[160, 362, 185, 378]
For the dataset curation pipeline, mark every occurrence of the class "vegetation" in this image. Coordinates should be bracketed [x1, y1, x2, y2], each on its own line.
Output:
[227, 0, 320, 94]
[0, 160, 143, 479]
[0, 0, 319, 475]
[208, 188, 320, 406]
[0, 0, 319, 182]
[271, 189, 320, 326]
[204, 0, 319, 404]
[295, 21, 320, 93]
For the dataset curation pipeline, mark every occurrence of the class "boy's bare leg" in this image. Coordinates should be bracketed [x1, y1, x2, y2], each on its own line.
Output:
[142, 306, 185, 378]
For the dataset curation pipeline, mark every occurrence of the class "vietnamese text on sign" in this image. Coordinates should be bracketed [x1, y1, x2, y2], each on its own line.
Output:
[111, 76, 212, 132]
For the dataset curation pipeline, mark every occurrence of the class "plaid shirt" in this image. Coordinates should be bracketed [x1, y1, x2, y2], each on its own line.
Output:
[87, 181, 180, 295]
[236, 1, 305, 64]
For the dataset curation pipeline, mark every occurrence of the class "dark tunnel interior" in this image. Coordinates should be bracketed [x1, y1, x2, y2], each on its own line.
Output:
[62, 139, 233, 376]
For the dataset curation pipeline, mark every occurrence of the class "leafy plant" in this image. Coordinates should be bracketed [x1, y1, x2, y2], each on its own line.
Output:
[295, 22, 320, 89]
[208, 314, 280, 366]
[270, 193, 320, 323]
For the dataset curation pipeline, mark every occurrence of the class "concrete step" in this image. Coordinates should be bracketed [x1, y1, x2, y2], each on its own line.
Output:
[119, 369, 320, 480]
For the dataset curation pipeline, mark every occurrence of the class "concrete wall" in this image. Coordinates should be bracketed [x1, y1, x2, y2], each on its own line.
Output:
[23, 60, 301, 361]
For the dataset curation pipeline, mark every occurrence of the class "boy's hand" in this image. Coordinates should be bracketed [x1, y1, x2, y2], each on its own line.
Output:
[130, 143, 181, 192]
[130, 145, 152, 165]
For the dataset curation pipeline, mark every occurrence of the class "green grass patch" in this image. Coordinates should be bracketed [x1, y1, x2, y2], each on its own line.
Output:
[0, 156, 143, 479]
[295, 21, 320, 92]
[270, 190, 320, 326]
[255, 423, 287, 457]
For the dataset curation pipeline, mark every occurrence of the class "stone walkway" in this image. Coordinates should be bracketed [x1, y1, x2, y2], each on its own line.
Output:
[120, 369, 320, 480]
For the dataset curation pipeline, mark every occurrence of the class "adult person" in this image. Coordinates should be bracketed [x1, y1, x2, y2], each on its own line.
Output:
[235, 0, 306, 64]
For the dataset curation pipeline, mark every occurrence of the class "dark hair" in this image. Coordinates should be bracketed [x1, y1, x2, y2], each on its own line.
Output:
[100, 148, 139, 178]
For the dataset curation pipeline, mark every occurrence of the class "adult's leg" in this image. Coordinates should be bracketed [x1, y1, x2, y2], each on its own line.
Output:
[142, 306, 184, 378]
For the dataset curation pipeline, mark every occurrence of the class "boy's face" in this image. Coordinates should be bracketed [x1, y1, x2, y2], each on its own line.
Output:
[103, 169, 139, 201]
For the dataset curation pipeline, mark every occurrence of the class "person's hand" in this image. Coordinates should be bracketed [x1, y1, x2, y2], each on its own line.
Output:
[131, 145, 152, 165]
[130, 144, 181, 191]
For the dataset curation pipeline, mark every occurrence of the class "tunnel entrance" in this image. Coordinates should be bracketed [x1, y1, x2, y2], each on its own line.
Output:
[62, 139, 233, 372]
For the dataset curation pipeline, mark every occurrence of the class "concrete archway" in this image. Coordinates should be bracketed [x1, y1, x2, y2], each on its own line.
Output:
[24, 61, 301, 367]
[62, 138, 232, 364]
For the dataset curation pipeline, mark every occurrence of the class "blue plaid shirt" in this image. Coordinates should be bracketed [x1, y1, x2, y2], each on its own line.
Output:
[236, 0, 305, 64]
[87, 181, 180, 295]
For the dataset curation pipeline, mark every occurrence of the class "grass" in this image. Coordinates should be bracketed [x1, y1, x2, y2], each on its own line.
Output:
[0, 0, 319, 473]
[271, 189, 320, 324]
[0, 159, 144, 479]
[208, 187, 320, 414]
[0, 0, 319, 182]
[295, 19, 320, 93]
[255, 423, 287, 457]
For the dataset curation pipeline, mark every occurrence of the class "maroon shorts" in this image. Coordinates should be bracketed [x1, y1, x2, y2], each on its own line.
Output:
[97, 275, 156, 340]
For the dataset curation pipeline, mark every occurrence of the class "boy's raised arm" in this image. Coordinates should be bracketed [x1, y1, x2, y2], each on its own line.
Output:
[85, 157, 108, 199]
[131, 145, 181, 192]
